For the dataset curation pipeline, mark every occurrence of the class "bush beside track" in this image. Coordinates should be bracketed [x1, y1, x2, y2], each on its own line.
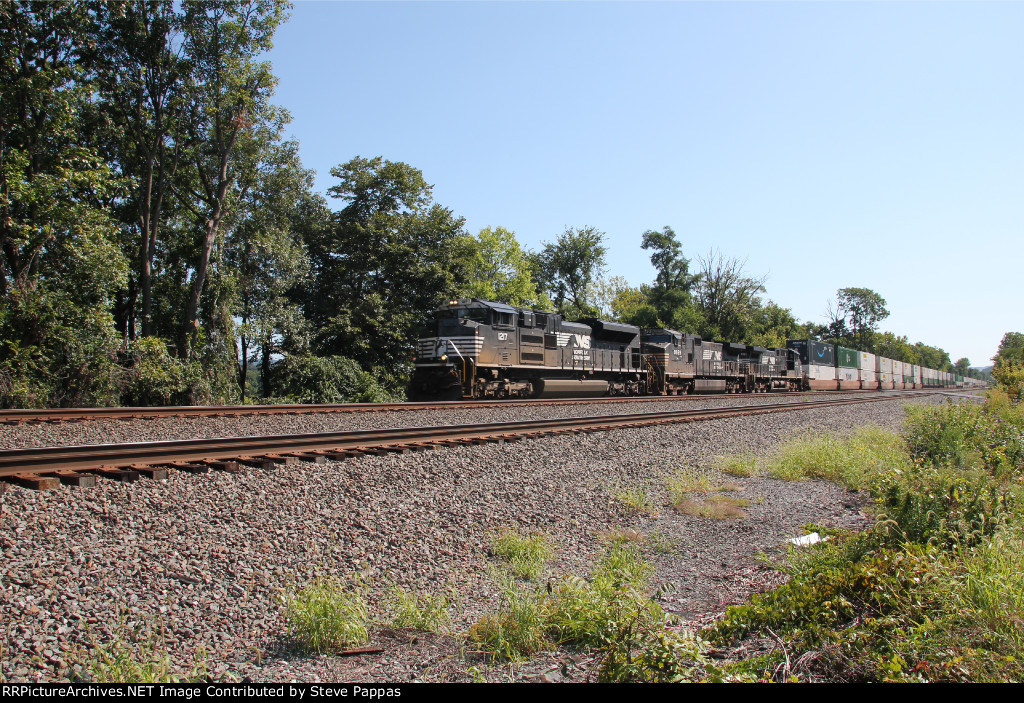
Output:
[616, 388, 1024, 683]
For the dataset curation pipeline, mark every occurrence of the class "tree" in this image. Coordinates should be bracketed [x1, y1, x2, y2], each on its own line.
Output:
[640, 226, 700, 331]
[831, 287, 889, 351]
[299, 156, 468, 386]
[913, 342, 951, 372]
[93, 1, 185, 340]
[693, 250, 767, 342]
[534, 226, 607, 318]
[224, 139, 312, 401]
[954, 357, 971, 375]
[0, 2, 129, 407]
[749, 302, 808, 349]
[461, 226, 549, 308]
[874, 332, 918, 364]
[174, 0, 289, 357]
[993, 332, 1024, 402]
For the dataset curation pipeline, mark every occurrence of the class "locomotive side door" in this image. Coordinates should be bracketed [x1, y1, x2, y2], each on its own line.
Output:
[492, 309, 517, 367]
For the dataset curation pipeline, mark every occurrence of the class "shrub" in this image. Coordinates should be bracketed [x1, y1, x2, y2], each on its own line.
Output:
[121, 337, 188, 406]
[273, 354, 400, 403]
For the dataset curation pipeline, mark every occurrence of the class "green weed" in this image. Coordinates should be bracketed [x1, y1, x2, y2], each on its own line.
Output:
[489, 529, 553, 581]
[470, 542, 668, 662]
[613, 484, 659, 515]
[665, 468, 711, 503]
[692, 397, 1024, 682]
[714, 453, 760, 477]
[72, 623, 207, 683]
[282, 577, 368, 653]
[767, 425, 909, 488]
[385, 586, 452, 632]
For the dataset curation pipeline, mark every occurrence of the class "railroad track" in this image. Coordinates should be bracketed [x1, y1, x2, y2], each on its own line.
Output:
[0, 394, 923, 491]
[0, 388, 928, 425]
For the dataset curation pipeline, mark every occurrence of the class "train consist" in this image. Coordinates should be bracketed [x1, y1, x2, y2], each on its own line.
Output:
[411, 299, 983, 400]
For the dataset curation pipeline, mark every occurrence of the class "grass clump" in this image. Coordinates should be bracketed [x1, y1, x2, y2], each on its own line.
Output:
[72, 622, 207, 683]
[282, 577, 369, 653]
[469, 541, 709, 680]
[714, 453, 760, 477]
[490, 529, 553, 581]
[665, 468, 712, 503]
[645, 530, 681, 554]
[612, 484, 659, 515]
[766, 425, 908, 488]
[596, 527, 645, 544]
[385, 586, 452, 632]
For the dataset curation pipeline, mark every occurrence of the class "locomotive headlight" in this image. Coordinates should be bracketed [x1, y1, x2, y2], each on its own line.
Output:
[440, 354, 448, 361]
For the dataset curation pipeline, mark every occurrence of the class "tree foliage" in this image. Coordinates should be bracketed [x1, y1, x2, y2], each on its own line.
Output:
[693, 250, 767, 343]
[827, 287, 889, 351]
[534, 226, 607, 318]
[461, 226, 549, 308]
[0, 2, 129, 407]
[298, 156, 468, 388]
[993, 332, 1024, 402]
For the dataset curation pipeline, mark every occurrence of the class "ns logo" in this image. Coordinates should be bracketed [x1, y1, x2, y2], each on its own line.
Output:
[557, 333, 591, 349]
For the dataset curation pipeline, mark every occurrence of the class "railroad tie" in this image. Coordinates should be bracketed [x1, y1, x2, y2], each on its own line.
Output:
[200, 460, 241, 473]
[50, 470, 97, 488]
[234, 456, 278, 469]
[166, 463, 209, 475]
[5, 474, 60, 491]
[129, 465, 170, 480]
[86, 467, 140, 483]
[284, 452, 327, 464]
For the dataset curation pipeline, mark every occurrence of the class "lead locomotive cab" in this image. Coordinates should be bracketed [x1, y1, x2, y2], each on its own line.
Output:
[411, 299, 643, 400]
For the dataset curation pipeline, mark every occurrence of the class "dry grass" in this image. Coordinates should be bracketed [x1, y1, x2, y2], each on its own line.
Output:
[596, 527, 645, 544]
[674, 496, 750, 520]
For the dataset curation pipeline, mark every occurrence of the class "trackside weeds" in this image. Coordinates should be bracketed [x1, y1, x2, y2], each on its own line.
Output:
[11, 394, 1018, 683]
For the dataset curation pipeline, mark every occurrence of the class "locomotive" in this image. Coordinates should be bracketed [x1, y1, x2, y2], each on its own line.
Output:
[410, 298, 979, 400]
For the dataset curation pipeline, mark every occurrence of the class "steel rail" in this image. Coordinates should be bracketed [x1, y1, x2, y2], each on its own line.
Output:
[0, 388, 938, 425]
[0, 395, 909, 480]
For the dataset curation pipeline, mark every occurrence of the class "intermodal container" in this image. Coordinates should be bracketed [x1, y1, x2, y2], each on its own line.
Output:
[836, 346, 859, 369]
[788, 340, 835, 367]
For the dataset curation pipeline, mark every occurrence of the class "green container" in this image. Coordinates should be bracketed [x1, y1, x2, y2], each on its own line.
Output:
[836, 346, 859, 369]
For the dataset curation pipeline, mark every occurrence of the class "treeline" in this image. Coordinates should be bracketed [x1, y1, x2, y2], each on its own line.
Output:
[0, 1, 988, 409]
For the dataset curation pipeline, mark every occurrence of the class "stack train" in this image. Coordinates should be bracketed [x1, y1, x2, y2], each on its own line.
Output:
[411, 299, 984, 400]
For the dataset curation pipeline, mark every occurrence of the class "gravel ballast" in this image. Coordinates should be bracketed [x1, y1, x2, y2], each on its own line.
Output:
[0, 391, 923, 450]
[0, 395, 947, 682]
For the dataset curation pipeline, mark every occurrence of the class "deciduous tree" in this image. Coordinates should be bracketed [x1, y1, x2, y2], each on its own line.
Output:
[534, 226, 607, 318]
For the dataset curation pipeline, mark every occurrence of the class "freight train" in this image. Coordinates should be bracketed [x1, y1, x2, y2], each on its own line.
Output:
[411, 298, 982, 400]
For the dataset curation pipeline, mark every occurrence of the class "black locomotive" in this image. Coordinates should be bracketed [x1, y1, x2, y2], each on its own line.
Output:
[411, 299, 802, 399]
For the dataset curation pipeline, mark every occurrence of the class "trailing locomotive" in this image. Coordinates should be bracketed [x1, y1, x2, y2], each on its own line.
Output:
[411, 298, 981, 400]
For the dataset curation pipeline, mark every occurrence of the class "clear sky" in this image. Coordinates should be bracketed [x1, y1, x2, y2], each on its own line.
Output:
[267, 0, 1023, 368]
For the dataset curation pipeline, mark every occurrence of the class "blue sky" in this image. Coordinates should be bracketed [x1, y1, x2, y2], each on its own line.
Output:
[268, 1, 1023, 368]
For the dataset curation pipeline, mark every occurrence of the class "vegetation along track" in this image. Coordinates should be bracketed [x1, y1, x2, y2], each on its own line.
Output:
[0, 394, 937, 491]
[0, 388, 916, 426]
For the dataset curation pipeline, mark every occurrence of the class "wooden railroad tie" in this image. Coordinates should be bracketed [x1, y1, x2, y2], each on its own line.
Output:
[86, 467, 140, 483]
